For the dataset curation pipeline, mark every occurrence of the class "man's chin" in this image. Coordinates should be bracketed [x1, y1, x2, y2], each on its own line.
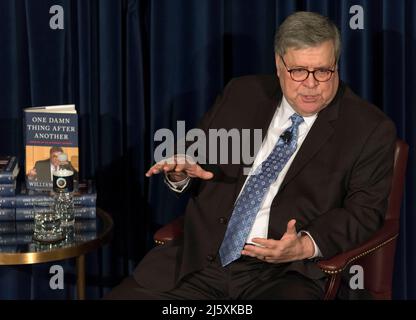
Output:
[295, 102, 324, 116]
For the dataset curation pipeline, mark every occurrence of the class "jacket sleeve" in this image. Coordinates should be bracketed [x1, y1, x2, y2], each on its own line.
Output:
[164, 79, 237, 195]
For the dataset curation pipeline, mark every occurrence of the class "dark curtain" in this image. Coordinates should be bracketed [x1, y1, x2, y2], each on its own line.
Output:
[0, 0, 414, 299]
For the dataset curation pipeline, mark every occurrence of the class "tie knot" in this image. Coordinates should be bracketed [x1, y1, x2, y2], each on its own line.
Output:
[290, 113, 304, 127]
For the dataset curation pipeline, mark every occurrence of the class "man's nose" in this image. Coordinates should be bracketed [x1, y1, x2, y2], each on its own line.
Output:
[303, 72, 319, 88]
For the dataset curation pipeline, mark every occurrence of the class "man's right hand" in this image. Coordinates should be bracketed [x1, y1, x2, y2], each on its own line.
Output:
[145, 155, 213, 181]
[27, 168, 37, 178]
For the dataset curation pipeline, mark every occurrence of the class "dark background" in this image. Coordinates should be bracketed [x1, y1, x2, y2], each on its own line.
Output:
[0, 0, 414, 299]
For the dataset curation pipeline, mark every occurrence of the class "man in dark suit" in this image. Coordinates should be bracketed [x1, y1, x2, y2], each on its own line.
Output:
[28, 146, 78, 183]
[106, 11, 396, 299]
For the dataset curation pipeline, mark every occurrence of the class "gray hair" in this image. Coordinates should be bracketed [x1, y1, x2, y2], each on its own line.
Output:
[274, 11, 341, 63]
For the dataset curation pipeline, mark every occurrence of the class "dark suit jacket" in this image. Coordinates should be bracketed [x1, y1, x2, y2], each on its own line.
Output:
[34, 159, 79, 183]
[33, 159, 53, 183]
[134, 75, 396, 292]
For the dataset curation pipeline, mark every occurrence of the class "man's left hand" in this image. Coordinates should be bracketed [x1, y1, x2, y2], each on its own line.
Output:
[241, 219, 315, 263]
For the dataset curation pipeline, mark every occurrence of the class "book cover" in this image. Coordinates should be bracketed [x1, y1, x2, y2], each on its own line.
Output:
[0, 156, 20, 183]
[23, 105, 79, 190]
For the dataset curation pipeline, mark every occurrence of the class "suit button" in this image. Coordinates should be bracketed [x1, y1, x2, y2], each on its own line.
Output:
[206, 254, 215, 262]
[218, 217, 228, 224]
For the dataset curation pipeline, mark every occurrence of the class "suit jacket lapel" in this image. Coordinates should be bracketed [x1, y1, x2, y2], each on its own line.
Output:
[278, 83, 345, 191]
[232, 80, 283, 202]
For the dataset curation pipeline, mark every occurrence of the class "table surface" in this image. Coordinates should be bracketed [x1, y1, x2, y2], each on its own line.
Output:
[0, 208, 113, 265]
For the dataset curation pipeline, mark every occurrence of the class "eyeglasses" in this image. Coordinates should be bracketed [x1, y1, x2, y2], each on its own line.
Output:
[280, 55, 336, 82]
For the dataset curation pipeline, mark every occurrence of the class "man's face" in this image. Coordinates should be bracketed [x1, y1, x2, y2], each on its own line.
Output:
[51, 151, 62, 167]
[275, 40, 339, 116]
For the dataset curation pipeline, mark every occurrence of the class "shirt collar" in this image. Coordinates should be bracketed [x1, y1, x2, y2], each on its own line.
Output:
[281, 95, 317, 128]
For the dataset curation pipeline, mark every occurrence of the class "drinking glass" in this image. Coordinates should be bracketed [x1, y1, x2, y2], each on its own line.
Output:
[32, 201, 64, 243]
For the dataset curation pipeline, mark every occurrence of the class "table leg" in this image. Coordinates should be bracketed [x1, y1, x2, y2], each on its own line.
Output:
[76, 254, 86, 300]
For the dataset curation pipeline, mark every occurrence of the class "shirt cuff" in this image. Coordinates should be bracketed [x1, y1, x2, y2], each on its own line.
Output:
[298, 230, 323, 259]
[164, 173, 191, 193]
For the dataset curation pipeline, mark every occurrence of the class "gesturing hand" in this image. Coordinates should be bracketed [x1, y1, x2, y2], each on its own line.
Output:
[241, 219, 315, 263]
[145, 155, 213, 181]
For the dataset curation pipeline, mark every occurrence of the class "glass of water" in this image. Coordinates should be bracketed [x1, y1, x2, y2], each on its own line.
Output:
[32, 201, 64, 243]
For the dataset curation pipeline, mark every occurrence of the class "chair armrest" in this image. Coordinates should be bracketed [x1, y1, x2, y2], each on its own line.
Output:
[154, 215, 184, 245]
[317, 220, 399, 274]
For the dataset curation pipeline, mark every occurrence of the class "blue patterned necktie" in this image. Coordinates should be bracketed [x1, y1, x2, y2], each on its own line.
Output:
[219, 113, 304, 266]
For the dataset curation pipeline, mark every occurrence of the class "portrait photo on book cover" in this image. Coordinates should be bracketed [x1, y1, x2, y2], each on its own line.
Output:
[25, 145, 79, 185]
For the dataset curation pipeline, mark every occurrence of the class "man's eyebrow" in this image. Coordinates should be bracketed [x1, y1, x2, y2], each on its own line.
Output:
[292, 64, 334, 69]
[290, 64, 307, 69]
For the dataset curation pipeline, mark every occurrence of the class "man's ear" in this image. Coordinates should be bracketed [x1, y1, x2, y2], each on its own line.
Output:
[275, 54, 280, 77]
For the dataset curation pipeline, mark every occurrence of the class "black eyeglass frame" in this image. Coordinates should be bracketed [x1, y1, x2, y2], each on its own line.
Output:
[280, 55, 336, 82]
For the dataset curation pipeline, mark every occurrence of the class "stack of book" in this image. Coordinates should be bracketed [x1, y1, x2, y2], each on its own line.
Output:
[0, 219, 98, 251]
[0, 178, 98, 251]
[0, 173, 97, 221]
[0, 156, 20, 221]
[0, 221, 33, 249]
[15, 181, 97, 221]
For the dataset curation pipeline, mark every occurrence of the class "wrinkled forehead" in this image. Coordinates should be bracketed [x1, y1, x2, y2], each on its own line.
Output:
[283, 41, 336, 66]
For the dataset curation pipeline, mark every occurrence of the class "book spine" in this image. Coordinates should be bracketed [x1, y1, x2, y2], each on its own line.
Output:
[0, 156, 18, 174]
[15, 220, 97, 233]
[5, 156, 18, 173]
[0, 156, 19, 183]
[0, 185, 16, 196]
[15, 222, 34, 233]
[0, 197, 16, 209]
[0, 208, 15, 221]
[71, 207, 96, 219]
[0, 234, 33, 245]
[74, 231, 97, 242]
[0, 174, 15, 183]
[0, 222, 16, 233]
[0, 245, 17, 253]
[15, 194, 96, 208]
[0, 235, 17, 245]
[15, 195, 53, 208]
[73, 220, 97, 231]
[74, 194, 96, 207]
[15, 207, 96, 220]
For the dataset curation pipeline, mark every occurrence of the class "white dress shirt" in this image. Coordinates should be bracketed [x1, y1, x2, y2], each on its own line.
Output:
[165, 96, 322, 258]
[50, 163, 57, 180]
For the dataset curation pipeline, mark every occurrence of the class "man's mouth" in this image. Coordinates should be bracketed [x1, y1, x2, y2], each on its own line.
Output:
[300, 94, 320, 102]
